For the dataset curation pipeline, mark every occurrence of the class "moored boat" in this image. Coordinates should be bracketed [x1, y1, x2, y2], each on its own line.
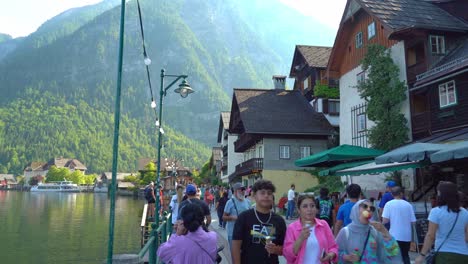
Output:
[31, 180, 80, 192]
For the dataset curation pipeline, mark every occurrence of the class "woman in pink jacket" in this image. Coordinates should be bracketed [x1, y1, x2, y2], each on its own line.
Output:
[283, 194, 338, 264]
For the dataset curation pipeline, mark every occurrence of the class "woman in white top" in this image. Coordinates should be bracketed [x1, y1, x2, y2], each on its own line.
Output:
[169, 185, 184, 226]
[415, 181, 468, 264]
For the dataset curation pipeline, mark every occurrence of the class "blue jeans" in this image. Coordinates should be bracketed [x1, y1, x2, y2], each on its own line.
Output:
[287, 200, 295, 219]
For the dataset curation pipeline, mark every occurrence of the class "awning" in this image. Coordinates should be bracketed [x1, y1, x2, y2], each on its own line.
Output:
[375, 143, 444, 164]
[430, 141, 468, 163]
[336, 161, 425, 176]
[295, 144, 385, 167]
[318, 160, 374, 176]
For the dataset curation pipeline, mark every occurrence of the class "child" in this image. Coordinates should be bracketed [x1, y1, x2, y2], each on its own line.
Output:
[232, 180, 286, 264]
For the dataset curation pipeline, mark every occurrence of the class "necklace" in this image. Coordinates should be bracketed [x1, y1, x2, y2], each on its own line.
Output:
[254, 206, 272, 225]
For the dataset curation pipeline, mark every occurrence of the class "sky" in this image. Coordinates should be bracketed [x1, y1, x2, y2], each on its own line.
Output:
[0, 0, 347, 39]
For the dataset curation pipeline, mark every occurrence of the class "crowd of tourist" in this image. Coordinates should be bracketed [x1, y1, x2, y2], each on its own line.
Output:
[146, 179, 467, 264]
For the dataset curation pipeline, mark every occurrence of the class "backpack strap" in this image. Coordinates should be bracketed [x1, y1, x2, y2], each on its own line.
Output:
[231, 198, 239, 215]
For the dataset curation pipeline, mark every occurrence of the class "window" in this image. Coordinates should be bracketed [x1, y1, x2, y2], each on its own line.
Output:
[329, 100, 340, 114]
[357, 114, 367, 132]
[279, 145, 290, 159]
[368, 22, 376, 39]
[430, 35, 445, 54]
[355, 32, 363, 48]
[300, 146, 311, 159]
[258, 145, 263, 158]
[357, 71, 366, 84]
[303, 78, 309, 90]
[439, 80, 457, 108]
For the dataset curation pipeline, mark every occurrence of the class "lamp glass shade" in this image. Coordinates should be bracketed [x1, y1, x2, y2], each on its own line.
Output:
[175, 79, 194, 98]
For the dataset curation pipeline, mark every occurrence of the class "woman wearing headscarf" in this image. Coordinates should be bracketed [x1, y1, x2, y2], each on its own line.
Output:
[283, 194, 338, 264]
[157, 203, 217, 263]
[335, 199, 401, 263]
[415, 181, 468, 264]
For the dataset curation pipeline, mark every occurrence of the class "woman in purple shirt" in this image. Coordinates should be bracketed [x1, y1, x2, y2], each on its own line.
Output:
[157, 203, 217, 263]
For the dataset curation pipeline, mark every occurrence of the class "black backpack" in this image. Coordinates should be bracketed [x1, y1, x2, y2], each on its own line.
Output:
[144, 186, 152, 200]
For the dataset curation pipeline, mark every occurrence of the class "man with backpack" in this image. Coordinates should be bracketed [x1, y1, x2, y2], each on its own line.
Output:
[223, 182, 251, 249]
[145, 181, 156, 219]
[316, 187, 334, 228]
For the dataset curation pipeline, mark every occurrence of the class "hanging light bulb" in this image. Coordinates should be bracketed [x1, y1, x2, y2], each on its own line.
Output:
[155, 119, 160, 127]
[151, 101, 156, 108]
[159, 127, 165, 134]
[144, 56, 152, 66]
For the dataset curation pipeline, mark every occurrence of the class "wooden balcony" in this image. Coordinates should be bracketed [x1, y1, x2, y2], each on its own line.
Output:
[407, 61, 427, 86]
[411, 111, 431, 135]
[234, 133, 260, 152]
[235, 158, 263, 177]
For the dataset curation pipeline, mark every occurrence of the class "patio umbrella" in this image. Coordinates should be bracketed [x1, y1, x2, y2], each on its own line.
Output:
[295, 144, 385, 167]
[430, 141, 468, 163]
[336, 161, 425, 176]
[318, 160, 374, 176]
[375, 143, 443, 164]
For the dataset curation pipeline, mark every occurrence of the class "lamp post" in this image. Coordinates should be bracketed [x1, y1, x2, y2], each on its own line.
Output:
[155, 69, 194, 225]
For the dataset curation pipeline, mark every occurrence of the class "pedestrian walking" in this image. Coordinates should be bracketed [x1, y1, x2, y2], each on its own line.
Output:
[169, 185, 184, 226]
[178, 184, 211, 227]
[382, 186, 416, 264]
[334, 184, 361, 236]
[223, 182, 251, 248]
[379, 180, 396, 230]
[336, 199, 401, 263]
[145, 181, 156, 219]
[415, 181, 468, 264]
[157, 203, 217, 263]
[316, 187, 334, 228]
[216, 191, 228, 229]
[286, 184, 296, 220]
[232, 180, 286, 264]
[283, 194, 338, 264]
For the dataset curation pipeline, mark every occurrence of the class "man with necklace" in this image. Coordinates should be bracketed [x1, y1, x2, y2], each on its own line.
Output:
[232, 180, 286, 264]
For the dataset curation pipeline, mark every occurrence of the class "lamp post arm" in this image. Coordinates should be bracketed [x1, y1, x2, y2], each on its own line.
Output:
[163, 75, 187, 95]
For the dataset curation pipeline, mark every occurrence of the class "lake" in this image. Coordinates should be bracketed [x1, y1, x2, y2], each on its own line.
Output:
[0, 191, 142, 264]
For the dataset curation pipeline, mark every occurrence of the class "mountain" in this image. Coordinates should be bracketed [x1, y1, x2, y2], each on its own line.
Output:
[0, 0, 335, 175]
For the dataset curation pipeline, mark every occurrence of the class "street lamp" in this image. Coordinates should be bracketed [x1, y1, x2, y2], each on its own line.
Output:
[155, 69, 194, 225]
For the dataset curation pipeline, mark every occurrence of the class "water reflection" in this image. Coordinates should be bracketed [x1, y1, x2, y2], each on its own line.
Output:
[0, 191, 142, 264]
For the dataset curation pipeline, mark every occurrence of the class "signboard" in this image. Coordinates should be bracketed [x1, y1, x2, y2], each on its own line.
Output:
[414, 213, 429, 244]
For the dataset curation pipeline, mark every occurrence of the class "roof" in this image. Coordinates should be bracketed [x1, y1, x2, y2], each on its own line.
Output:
[117, 182, 135, 188]
[24, 162, 47, 171]
[138, 158, 156, 171]
[231, 89, 334, 135]
[297, 45, 332, 68]
[0, 174, 16, 183]
[357, 0, 468, 35]
[101, 172, 134, 181]
[47, 158, 87, 170]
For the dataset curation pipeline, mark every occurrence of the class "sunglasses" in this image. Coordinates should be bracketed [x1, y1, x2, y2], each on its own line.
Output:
[360, 204, 376, 212]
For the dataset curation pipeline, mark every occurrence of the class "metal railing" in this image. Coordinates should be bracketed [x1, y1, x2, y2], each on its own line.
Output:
[416, 56, 468, 81]
[138, 209, 172, 264]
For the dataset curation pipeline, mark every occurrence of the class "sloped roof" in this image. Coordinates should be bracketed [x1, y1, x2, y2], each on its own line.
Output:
[0, 174, 16, 183]
[101, 172, 134, 181]
[24, 162, 47, 171]
[357, 0, 468, 35]
[297, 45, 332, 68]
[47, 158, 87, 170]
[232, 89, 334, 135]
[138, 158, 156, 171]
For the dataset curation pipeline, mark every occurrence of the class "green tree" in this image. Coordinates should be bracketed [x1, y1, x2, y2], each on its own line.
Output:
[140, 162, 156, 185]
[46, 166, 71, 182]
[69, 170, 85, 184]
[83, 174, 97, 185]
[123, 175, 138, 183]
[357, 44, 408, 151]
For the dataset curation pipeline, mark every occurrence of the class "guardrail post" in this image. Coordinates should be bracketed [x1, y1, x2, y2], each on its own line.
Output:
[149, 223, 158, 264]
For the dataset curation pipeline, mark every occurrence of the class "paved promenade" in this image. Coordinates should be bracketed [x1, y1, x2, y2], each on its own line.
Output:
[208, 209, 419, 264]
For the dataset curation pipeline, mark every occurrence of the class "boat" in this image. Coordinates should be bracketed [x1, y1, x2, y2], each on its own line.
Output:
[31, 180, 80, 192]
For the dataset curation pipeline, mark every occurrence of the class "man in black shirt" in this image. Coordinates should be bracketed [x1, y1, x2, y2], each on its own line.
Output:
[178, 184, 211, 227]
[232, 180, 286, 264]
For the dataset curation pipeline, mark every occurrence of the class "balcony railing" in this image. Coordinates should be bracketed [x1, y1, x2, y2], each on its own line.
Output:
[412, 111, 431, 135]
[235, 158, 263, 177]
[234, 133, 260, 152]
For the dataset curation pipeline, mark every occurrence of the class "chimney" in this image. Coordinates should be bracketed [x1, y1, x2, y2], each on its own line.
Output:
[272, 75, 286, 89]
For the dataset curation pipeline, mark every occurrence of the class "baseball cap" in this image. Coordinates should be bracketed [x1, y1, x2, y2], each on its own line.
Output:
[186, 184, 197, 195]
[232, 182, 245, 190]
[386, 181, 396, 188]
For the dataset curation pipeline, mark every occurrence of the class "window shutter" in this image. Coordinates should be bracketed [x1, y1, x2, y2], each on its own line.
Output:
[322, 99, 329, 114]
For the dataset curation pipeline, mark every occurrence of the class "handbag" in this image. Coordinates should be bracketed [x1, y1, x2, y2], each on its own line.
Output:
[426, 212, 459, 264]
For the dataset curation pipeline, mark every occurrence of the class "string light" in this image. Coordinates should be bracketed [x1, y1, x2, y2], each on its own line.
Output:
[155, 119, 160, 127]
[151, 101, 156, 108]
[144, 56, 152, 66]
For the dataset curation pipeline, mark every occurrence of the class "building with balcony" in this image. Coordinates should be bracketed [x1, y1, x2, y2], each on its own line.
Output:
[217, 112, 244, 183]
[228, 86, 335, 196]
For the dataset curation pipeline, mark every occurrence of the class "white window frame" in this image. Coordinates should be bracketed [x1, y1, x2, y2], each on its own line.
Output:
[300, 146, 311, 159]
[439, 80, 457, 108]
[368, 22, 376, 39]
[279, 145, 290, 159]
[357, 71, 366, 84]
[355, 32, 363, 48]
[357, 114, 367, 132]
[430, 35, 445, 55]
[303, 78, 309, 90]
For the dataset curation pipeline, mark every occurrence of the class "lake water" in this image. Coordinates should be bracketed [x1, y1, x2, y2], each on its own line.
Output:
[0, 191, 142, 264]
